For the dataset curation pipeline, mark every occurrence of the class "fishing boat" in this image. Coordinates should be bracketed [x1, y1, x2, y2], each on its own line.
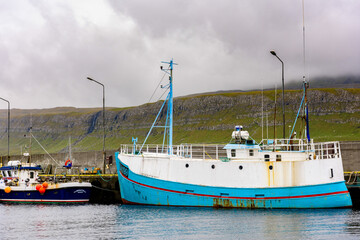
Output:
[0, 159, 92, 204]
[115, 59, 352, 208]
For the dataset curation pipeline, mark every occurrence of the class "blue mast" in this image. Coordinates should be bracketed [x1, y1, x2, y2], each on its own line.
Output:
[304, 80, 310, 142]
[139, 59, 177, 155]
[161, 59, 177, 154]
[168, 60, 174, 153]
[288, 80, 310, 142]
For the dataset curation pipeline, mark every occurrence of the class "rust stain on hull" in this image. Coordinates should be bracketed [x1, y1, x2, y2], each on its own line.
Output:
[213, 198, 234, 208]
[213, 198, 270, 208]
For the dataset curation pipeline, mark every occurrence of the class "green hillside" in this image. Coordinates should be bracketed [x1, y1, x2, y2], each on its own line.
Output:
[0, 87, 359, 156]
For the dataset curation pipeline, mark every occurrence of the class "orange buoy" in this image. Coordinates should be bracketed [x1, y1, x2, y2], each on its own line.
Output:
[4, 186, 11, 193]
[42, 182, 49, 189]
[39, 187, 46, 194]
[36, 184, 42, 191]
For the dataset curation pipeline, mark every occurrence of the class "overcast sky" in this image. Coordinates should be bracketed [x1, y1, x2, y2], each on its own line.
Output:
[1, 0, 359, 109]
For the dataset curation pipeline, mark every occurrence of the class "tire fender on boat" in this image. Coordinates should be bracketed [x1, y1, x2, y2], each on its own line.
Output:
[25, 178, 30, 187]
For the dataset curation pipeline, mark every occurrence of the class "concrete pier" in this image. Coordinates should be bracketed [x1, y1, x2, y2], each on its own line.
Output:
[341, 141, 360, 171]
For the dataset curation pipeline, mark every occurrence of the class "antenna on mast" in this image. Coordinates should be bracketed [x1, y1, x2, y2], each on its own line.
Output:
[302, 0, 307, 84]
[302, 0, 310, 141]
[261, 81, 264, 140]
[289, 0, 310, 142]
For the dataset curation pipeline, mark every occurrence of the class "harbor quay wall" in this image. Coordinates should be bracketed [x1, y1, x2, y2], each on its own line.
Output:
[340, 141, 360, 172]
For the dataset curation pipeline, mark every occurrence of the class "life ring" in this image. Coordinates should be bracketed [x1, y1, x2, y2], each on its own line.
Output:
[64, 159, 72, 168]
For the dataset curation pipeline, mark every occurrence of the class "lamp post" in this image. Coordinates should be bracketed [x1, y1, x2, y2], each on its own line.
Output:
[0, 97, 10, 163]
[87, 77, 106, 174]
[270, 50, 285, 139]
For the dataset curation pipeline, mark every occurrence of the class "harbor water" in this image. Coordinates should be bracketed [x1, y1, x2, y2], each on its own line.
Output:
[1, 204, 360, 239]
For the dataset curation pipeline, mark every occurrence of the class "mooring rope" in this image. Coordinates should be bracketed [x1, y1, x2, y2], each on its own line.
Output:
[91, 184, 116, 192]
[96, 172, 115, 182]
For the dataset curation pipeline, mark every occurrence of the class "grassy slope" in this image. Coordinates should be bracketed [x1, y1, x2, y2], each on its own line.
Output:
[0, 88, 359, 155]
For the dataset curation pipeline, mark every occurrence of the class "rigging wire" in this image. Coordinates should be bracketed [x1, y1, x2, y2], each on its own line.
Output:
[156, 88, 169, 103]
[30, 132, 61, 166]
[147, 66, 170, 103]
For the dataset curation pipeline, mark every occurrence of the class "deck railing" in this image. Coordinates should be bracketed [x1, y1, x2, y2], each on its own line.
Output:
[259, 138, 314, 152]
[120, 144, 227, 160]
[313, 141, 341, 160]
[119, 140, 341, 161]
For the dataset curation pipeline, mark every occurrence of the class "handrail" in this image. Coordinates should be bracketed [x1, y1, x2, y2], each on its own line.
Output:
[119, 140, 341, 161]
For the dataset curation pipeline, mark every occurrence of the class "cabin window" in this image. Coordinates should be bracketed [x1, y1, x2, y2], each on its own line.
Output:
[264, 154, 270, 162]
[276, 155, 282, 161]
[246, 140, 254, 145]
[231, 149, 236, 157]
[30, 172, 34, 179]
[7, 171, 11, 177]
[249, 149, 254, 156]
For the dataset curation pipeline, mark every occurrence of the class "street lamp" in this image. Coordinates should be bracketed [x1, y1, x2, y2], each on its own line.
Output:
[87, 77, 106, 174]
[0, 97, 10, 163]
[270, 50, 285, 139]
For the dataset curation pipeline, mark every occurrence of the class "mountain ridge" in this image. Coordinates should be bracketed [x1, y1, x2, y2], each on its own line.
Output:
[0, 77, 359, 155]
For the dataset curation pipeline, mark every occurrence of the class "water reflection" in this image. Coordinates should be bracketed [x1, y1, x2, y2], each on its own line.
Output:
[345, 210, 360, 235]
[113, 206, 360, 240]
[1, 204, 360, 239]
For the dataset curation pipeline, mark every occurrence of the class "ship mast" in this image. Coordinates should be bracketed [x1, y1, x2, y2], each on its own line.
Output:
[288, 0, 310, 142]
[166, 59, 174, 153]
[302, 0, 310, 142]
[139, 59, 177, 155]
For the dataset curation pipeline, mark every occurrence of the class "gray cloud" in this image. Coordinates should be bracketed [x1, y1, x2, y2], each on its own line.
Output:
[0, 0, 359, 109]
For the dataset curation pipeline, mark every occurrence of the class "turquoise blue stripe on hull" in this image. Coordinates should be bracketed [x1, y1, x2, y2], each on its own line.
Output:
[116, 156, 352, 208]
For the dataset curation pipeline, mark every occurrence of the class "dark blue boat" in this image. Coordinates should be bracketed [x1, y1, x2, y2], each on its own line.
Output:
[0, 160, 91, 204]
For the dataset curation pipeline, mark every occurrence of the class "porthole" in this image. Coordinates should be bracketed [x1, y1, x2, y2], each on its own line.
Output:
[239, 165, 243, 170]
[185, 164, 189, 168]
[269, 165, 273, 170]
[211, 165, 215, 169]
